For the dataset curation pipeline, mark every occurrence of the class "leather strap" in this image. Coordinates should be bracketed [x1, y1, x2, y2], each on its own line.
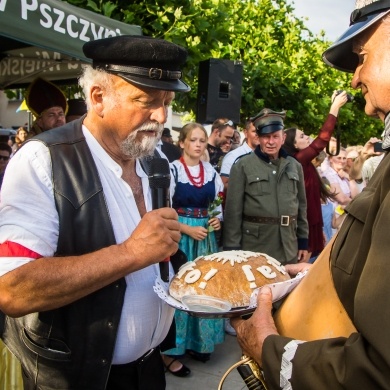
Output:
[96, 63, 182, 80]
[243, 215, 297, 226]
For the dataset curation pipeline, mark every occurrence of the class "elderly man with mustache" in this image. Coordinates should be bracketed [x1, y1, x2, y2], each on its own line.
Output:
[0, 35, 190, 390]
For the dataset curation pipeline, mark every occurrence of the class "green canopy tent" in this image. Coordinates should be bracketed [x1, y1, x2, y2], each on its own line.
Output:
[0, 0, 142, 90]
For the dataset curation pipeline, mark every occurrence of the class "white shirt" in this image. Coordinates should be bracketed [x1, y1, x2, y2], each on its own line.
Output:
[0, 125, 173, 364]
[220, 142, 253, 177]
[170, 160, 224, 220]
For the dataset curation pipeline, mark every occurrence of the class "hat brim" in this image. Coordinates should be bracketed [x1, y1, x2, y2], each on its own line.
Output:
[118, 73, 191, 92]
[256, 124, 284, 135]
[322, 10, 390, 73]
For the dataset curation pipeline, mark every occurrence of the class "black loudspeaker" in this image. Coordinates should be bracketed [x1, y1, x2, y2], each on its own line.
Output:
[196, 58, 243, 124]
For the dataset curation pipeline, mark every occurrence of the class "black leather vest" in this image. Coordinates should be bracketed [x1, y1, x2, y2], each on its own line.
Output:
[3, 119, 126, 389]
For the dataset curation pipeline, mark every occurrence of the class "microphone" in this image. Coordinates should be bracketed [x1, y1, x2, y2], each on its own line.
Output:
[149, 158, 171, 282]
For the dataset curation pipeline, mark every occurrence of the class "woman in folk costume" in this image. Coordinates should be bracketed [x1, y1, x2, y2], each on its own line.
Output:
[162, 122, 225, 371]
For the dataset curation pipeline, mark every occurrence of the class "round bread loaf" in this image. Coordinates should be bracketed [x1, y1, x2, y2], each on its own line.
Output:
[169, 250, 290, 308]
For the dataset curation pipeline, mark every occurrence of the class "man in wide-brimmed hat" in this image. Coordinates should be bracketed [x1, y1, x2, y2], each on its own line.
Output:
[25, 77, 68, 135]
[0, 35, 190, 389]
[230, 1, 390, 388]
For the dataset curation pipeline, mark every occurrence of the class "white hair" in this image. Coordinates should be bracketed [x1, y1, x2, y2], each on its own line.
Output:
[78, 65, 163, 159]
[78, 65, 119, 110]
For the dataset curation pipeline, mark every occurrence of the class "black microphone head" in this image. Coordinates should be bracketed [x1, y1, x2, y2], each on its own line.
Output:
[149, 158, 170, 189]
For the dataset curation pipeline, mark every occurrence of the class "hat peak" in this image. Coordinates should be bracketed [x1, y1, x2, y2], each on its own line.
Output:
[250, 108, 286, 135]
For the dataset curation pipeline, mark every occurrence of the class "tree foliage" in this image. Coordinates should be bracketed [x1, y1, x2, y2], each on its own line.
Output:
[65, 0, 383, 145]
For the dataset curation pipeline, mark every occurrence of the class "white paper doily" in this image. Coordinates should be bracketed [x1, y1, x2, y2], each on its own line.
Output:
[153, 271, 307, 318]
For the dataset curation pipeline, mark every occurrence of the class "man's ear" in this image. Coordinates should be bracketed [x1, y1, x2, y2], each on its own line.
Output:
[35, 116, 43, 128]
[89, 85, 104, 117]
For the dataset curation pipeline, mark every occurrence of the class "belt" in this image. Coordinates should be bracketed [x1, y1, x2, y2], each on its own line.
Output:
[111, 348, 157, 369]
[243, 215, 297, 226]
[177, 207, 209, 218]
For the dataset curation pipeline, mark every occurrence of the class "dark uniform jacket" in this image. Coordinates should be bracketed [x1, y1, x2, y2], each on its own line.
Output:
[223, 147, 308, 264]
[262, 150, 390, 389]
[2, 119, 126, 389]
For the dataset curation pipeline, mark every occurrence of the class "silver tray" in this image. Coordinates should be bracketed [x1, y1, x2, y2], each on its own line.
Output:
[153, 271, 307, 319]
[185, 305, 256, 319]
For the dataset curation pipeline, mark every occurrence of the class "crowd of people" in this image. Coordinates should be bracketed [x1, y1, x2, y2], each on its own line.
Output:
[1, 87, 384, 385]
[0, 79, 87, 193]
[231, 1, 390, 388]
[1, 0, 390, 387]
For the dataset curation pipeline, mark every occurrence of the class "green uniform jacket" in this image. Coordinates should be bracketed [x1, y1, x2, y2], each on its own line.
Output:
[223, 148, 308, 264]
[263, 151, 390, 389]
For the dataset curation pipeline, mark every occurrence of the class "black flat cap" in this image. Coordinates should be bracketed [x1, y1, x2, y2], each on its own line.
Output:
[323, 0, 390, 73]
[83, 35, 191, 92]
[250, 108, 286, 135]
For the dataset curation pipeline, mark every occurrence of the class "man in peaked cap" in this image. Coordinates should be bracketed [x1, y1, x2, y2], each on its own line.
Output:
[223, 107, 309, 266]
[231, 1, 390, 389]
[25, 77, 68, 135]
[0, 35, 190, 389]
[250, 108, 286, 135]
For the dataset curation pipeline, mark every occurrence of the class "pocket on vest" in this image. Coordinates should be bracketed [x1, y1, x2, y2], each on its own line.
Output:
[21, 328, 71, 362]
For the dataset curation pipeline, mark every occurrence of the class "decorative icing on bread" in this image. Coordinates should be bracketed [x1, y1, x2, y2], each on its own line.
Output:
[169, 250, 290, 308]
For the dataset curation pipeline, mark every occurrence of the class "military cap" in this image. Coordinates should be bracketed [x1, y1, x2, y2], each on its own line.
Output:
[25, 77, 68, 118]
[83, 35, 190, 92]
[250, 108, 286, 135]
[323, 0, 390, 72]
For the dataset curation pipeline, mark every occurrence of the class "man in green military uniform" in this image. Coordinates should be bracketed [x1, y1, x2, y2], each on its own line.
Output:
[231, 1, 390, 389]
[223, 109, 309, 264]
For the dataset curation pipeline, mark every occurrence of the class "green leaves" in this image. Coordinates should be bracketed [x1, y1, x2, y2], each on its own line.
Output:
[85, 0, 100, 12]
[101, 2, 117, 17]
[63, 0, 383, 144]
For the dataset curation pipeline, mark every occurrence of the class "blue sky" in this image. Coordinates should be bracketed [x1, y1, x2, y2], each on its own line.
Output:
[289, 0, 355, 41]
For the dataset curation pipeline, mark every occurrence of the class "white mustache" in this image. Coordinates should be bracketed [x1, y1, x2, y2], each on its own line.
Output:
[136, 122, 164, 133]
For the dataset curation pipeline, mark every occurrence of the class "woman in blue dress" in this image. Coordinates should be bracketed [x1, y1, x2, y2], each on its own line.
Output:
[163, 122, 225, 367]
